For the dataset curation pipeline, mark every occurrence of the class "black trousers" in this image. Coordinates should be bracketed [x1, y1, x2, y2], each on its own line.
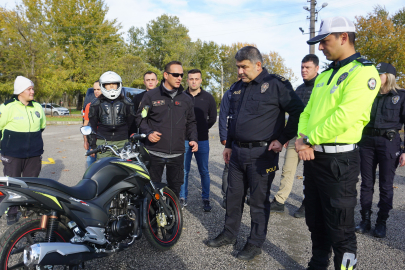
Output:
[1, 155, 41, 177]
[304, 149, 359, 270]
[149, 154, 184, 198]
[358, 134, 400, 217]
[223, 144, 277, 247]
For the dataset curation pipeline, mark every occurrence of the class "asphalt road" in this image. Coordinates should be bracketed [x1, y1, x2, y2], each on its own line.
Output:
[1, 123, 405, 269]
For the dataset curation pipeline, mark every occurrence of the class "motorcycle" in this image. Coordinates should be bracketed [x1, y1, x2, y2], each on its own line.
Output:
[0, 106, 183, 269]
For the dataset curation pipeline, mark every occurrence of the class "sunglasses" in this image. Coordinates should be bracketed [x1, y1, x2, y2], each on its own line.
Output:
[167, 72, 184, 78]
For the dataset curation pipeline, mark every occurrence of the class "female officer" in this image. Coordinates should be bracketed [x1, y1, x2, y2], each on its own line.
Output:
[356, 63, 405, 238]
[0, 76, 46, 178]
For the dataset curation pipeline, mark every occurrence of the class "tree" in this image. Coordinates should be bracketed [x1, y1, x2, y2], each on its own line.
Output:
[355, 6, 405, 87]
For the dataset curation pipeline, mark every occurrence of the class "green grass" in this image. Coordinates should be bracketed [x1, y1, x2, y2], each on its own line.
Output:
[69, 109, 82, 115]
[46, 115, 82, 122]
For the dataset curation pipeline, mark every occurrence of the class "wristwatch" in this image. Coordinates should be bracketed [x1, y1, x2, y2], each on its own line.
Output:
[303, 136, 312, 146]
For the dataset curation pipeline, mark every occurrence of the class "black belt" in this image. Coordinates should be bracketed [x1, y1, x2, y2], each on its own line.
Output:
[363, 128, 397, 137]
[235, 141, 268, 148]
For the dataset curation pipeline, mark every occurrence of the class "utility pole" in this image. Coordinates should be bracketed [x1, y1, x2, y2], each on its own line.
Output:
[309, 0, 316, 54]
[300, 1, 328, 54]
[221, 65, 224, 97]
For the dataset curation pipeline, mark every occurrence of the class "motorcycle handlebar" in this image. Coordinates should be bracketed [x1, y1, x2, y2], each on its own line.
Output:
[86, 146, 103, 156]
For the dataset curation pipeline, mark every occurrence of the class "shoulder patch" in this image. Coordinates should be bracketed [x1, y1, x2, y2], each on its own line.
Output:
[356, 58, 373, 66]
[368, 78, 377, 90]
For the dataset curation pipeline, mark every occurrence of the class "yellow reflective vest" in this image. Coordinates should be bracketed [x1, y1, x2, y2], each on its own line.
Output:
[298, 54, 381, 145]
[0, 98, 46, 158]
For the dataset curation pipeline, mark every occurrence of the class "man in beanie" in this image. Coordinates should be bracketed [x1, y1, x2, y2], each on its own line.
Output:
[0, 76, 46, 223]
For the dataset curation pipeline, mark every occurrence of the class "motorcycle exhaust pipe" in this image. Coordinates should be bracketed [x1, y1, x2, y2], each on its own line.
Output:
[24, 242, 108, 267]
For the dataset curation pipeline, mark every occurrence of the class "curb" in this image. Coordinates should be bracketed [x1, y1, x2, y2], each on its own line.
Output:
[46, 121, 82, 125]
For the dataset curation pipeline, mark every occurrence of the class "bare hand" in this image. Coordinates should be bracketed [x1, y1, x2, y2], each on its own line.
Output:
[268, 140, 282, 153]
[399, 153, 405, 167]
[89, 149, 95, 158]
[223, 148, 232, 164]
[148, 131, 162, 143]
[84, 141, 89, 150]
[298, 148, 315, 161]
[283, 141, 289, 149]
[221, 140, 226, 146]
[295, 133, 311, 152]
[189, 141, 198, 152]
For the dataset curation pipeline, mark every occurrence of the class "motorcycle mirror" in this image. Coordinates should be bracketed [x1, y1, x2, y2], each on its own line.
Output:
[141, 105, 150, 119]
[80, 126, 93, 136]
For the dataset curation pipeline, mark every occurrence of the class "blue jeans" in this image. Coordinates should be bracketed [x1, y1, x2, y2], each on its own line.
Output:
[180, 140, 210, 200]
[86, 152, 97, 168]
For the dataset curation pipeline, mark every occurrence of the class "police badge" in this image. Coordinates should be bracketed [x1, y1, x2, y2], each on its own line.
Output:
[35, 111, 40, 118]
[336, 72, 348, 85]
[261, 82, 269, 93]
[368, 78, 376, 90]
[392, 95, 400, 104]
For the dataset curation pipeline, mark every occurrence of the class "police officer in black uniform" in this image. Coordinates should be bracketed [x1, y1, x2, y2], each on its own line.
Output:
[356, 62, 405, 238]
[206, 46, 304, 261]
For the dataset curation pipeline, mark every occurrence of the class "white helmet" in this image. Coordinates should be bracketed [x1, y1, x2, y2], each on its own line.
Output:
[99, 71, 123, 100]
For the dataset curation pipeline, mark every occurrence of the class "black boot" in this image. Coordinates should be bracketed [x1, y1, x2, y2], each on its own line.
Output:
[373, 213, 388, 238]
[355, 209, 372, 234]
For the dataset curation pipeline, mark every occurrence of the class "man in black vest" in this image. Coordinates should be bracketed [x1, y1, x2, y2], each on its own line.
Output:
[89, 71, 136, 159]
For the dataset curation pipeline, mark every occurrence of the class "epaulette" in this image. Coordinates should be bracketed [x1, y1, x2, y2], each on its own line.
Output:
[273, 74, 289, 82]
[90, 98, 100, 106]
[4, 98, 16, 106]
[356, 58, 374, 66]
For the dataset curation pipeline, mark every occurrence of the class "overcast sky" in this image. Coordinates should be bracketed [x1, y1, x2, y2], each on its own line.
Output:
[1, 0, 403, 87]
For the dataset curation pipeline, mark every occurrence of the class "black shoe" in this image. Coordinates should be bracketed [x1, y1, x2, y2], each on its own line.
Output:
[294, 204, 305, 218]
[203, 200, 212, 212]
[373, 213, 388, 238]
[206, 232, 236, 247]
[355, 209, 372, 234]
[222, 198, 226, 209]
[270, 198, 284, 212]
[236, 242, 262, 261]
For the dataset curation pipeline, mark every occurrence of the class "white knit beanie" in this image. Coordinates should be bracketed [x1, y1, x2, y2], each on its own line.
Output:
[14, 76, 34, 95]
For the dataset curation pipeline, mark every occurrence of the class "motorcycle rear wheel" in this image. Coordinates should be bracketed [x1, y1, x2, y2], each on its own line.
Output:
[143, 187, 183, 251]
[0, 216, 73, 270]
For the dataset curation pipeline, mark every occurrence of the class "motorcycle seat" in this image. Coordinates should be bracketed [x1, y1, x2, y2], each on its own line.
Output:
[18, 178, 97, 201]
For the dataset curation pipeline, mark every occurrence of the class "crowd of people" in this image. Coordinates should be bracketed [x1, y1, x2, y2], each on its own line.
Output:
[1, 15, 404, 270]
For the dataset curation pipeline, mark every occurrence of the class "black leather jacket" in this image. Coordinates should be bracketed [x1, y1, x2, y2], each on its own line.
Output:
[295, 75, 317, 106]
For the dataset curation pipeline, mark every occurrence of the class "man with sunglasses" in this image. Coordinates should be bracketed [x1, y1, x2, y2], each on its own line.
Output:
[136, 61, 198, 198]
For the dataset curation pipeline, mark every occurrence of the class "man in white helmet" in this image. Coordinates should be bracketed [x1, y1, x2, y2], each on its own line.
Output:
[88, 71, 136, 159]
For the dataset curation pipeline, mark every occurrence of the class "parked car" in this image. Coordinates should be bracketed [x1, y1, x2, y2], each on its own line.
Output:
[82, 87, 145, 114]
[41, 103, 70, 116]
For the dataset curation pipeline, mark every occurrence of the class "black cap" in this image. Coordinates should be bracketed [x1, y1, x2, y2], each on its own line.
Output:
[376, 62, 396, 77]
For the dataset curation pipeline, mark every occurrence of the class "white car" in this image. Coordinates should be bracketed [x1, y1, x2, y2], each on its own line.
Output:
[41, 104, 70, 116]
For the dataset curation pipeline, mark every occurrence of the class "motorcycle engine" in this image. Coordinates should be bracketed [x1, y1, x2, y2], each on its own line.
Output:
[105, 193, 135, 243]
[106, 216, 134, 242]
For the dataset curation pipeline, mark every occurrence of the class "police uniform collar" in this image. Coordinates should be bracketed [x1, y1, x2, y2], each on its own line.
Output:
[251, 68, 269, 84]
[304, 74, 318, 87]
[15, 97, 34, 107]
[328, 52, 361, 70]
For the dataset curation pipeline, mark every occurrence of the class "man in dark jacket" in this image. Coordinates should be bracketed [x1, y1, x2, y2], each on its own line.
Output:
[270, 54, 319, 218]
[132, 71, 159, 112]
[179, 69, 217, 211]
[136, 61, 198, 198]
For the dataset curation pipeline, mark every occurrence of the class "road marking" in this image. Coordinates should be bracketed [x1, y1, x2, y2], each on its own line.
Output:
[0, 157, 55, 164]
[42, 158, 55, 164]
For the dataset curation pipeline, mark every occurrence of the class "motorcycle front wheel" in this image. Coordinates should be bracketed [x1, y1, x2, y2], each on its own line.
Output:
[0, 216, 73, 270]
[143, 187, 183, 251]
